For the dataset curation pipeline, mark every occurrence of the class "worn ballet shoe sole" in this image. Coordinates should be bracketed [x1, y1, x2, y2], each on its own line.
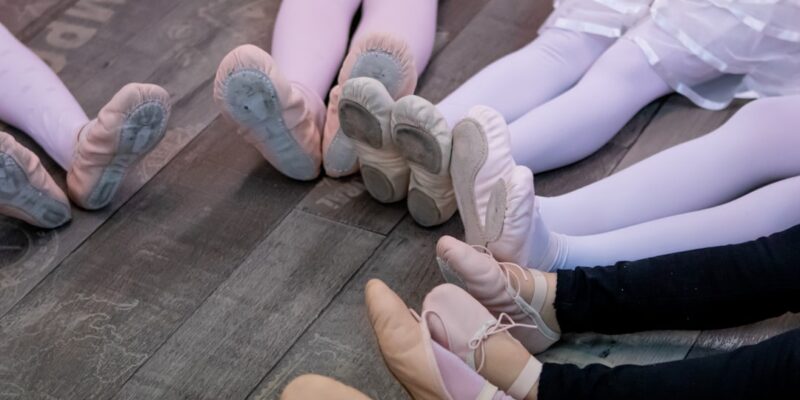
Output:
[68, 83, 171, 210]
[451, 116, 498, 245]
[220, 70, 318, 180]
[322, 33, 419, 178]
[340, 78, 409, 203]
[215, 45, 323, 181]
[87, 102, 166, 209]
[281, 374, 372, 400]
[392, 96, 456, 227]
[0, 153, 70, 228]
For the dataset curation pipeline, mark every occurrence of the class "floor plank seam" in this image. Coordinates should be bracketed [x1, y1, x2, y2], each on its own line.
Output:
[241, 231, 390, 400]
[101, 201, 308, 400]
[0, 106, 222, 321]
[609, 99, 667, 174]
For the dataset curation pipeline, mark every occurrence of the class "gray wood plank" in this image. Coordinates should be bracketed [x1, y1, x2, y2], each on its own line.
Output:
[248, 216, 463, 400]
[0, 117, 311, 400]
[0, 0, 75, 39]
[110, 210, 384, 400]
[0, 0, 279, 318]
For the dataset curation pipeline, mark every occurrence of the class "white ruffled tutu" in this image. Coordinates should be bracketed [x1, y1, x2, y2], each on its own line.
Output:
[541, 0, 800, 109]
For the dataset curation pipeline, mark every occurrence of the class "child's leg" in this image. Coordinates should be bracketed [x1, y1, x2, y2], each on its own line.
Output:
[540, 96, 800, 235]
[555, 225, 800, 334]
[351, 0, 438, 75]
[270, 0, 362, 100]
[559, 175, 800, 269]
[437, 28, 615, 127]
[509, 39, 716, 173]
[539, 329, 800, 400]
[0, 24, 88, 170]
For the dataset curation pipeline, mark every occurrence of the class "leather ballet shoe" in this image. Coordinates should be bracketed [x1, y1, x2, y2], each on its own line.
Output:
[339, 77, 409, 203]
[436, 236, 560, 354]
[67, 83, 170, 210]
[281, 374, 372, 400]
[323, 32, 418, 178]
[366, 279, 511, 400]
[422, 284, 543, 400]
[0, 131, 70, 228]
[391, 95, 457, 227]
[215, 44, 324, 181]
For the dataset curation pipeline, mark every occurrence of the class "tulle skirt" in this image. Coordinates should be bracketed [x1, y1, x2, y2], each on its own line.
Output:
[541, 0, 800, 109]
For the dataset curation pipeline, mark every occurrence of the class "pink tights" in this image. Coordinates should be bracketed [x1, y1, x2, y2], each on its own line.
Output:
[0, 24, 87, 169]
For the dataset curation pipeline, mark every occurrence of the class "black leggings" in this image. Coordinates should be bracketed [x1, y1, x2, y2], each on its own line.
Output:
[539, 225, 800, 400]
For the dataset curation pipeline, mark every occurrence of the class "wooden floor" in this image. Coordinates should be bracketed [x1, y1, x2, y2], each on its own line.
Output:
[1, 0, 798, 399]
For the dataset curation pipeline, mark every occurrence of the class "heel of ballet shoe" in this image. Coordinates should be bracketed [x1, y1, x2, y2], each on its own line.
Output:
[0, 153, 71, 228]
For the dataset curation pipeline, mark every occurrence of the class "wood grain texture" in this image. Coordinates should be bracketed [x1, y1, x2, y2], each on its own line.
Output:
[111, 210, 384, 400]
[0, 118, 311, 400]
[686, 313, 800, 359]
[248, 216, 463, 400]
[0, 0, 280, 318]
[0, 0, 76, 39]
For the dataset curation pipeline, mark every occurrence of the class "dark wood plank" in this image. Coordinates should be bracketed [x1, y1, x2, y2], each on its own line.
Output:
[110, 210, 384, 400]
[0, 0, 279, 317]
[0, 117, 312, 400]
[248, 216, 462, 400]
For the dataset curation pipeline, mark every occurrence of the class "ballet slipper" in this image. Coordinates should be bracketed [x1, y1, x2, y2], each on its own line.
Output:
[214, 44, 324, 181]
[67, 83, 170, 210]
[0, 131, 70, 228]
[321, 85, 358, 177]
[422, 284, 542, 400]
[281, 374, 371, 400]
[391, 95, 457, 227]
[450, 106, 539, 266]
[322, 32, 418, 178]
[436, 236, 560, 354]
[366, 279, 510, 400]
[339, 77, 409, 203]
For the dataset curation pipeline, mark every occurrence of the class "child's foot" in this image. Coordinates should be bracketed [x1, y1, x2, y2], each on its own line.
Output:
[323, 33, 418, 178]
[281, 374, 371, 400]
[67, 83, 170, 210]
[391, 95, 457, 227]
[450, 106, 566, 270]
[339, 77, 409, 203]
[436, 236, 561, 354]
[422, 284, 542, 400]
[215, 44, 324, 181]
[365, 279, 515, 400]
[0, 131, 70, 228]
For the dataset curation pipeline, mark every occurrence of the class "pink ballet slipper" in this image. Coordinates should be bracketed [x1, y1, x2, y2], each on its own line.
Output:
[366, 279, 513, 400]
[450, 106, 540, 266]
[0, 131, 70, 228]
[391, 95, 457, 227]
[422, 284, 542, 400]
[323, 32, 418, 178]
[67, 83, 170, 210]
[214, 44, 324, 181]
[281, 374, 371, 400]
[339, 77, 409, 203]
[436, 236, 560, 354]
